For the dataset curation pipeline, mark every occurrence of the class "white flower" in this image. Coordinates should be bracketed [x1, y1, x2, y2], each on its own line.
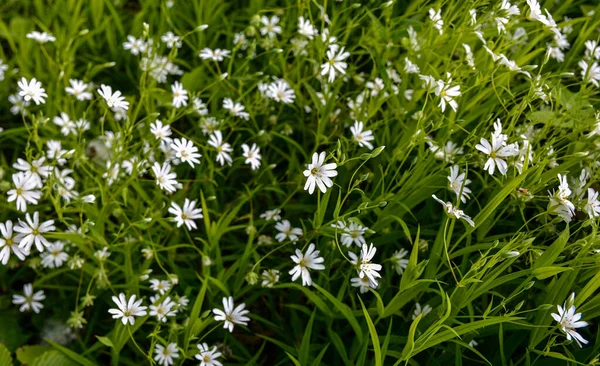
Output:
[261, 269, 280, 288]
[463, 44, 475, 69]
[195, 343, 222, 366]
[260, 15, 282, 38]
[413, 303, 432, 319]
[303, 152, 338, 195]
[9, 93, 30, 115]
[150, 120, 172, 143]
[551, 293, 589, 347]
[149, 297, 177, 322]
[408, 26, 420, 51]
[123, 35, 147, 55]
[260, 209, 281, 222]
[26, 31, 56, 43]
[14, 212, 55, 253]
[171, 81, 188, 108]
[97, 84, 129, 110]
[12, 284, 45, 313]
[212, 296, 250, 333]
[366, 78, 385, 96]
[149, 279, 172, 295]
[548, 174, 576, 223]
[583, 188, 600, 219]
[448, 165, 471, 203]
[428, 140, 463, 162]
[0, 221, 28, 265]
[404, 57, 420, 74]
[355, 243, 382, 287]
[223, 98, 250, 120]
[0, 59, 7, 81]
[429, 8, 444, 34]
[289, 243, 325, 286]
[94, 247, 111, 261]
[496, 54, 531, 78]
[266, 79, 296, 104]
[193, 97, 209, 116]
[65, 79, 92, 101]
[53, 112, 77, 136]
[340, 222, 368, 247]
[495, 16, 509, 34]
[13, 157, 50, 188]
[241, 143, 262, 170]
[274, 220, 303, 242]
[391, 249, 409, 275]
[500, 0, 520, 15]
[161, 32, 182, 48]
[199, 48, 230, 61]
[7, 172, 41, 212]
[420, 74, 438, 92]
[431, 195, 475, 227]
[579, 60, 600, 87]
[152, 162, 178, 193]
[18, 77, 48, 105]
[435, 78, 461, 112]
[320, 44, 350, 83]
[108, 294, 147, 325]
[40, 241, 68, 268]
[475, 135, 519, 176]
[154, 343, 179, 366]
[585, 40, 600, 59]
[351, 276, 376, 293]
[170, 138, 202, 167]
[207, 131, 233, 166]
[298, 16, 317, 39]
[169, 199, 203, 230]
[350, 121, 375, 150]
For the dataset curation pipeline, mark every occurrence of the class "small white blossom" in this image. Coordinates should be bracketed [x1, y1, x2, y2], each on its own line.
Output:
[18, 77, 47, 105]
[108, 294, 147, 325]
[12, 284, 45, 313]
[212, 296, 250, 333]
[303, 152, 338, 195]
[289, 243, 325, 286]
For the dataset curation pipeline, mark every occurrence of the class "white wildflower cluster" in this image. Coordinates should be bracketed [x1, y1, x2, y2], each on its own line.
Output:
[1, 1, 598, 364]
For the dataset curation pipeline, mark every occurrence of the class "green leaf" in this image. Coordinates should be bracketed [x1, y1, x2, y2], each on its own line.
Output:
[401, 313, 422, 360]
[328, 328, 352, 366]
[400, 225, 422, 291]
[16, 345, 50, 365]
[276, 284, 333, 317]
[0, 313, 29, 351]
[532, 266, 573, 280]
[530, 350, 580, 364]
[299, 310, 316, 365]
[313, 284, 363, 339]
[533, 227, 569, 269]
[258, 335, 296, 355]
[95, 336, 114, 348]
[358, 296, 382, 366]
[185, 278, 208, 348]
[46, 340, 97, 366]
[383, 280, 431, 318]
[311, 343, 330, 366]
[576, 269, 600, 306]
[381, 318, 393, 366]
[412, 317, 522, 357]
[286, 352, 302, 366]
[31, 350, 78, 366]
[470, 170, 533, 239]
[0, 344, 13, 366]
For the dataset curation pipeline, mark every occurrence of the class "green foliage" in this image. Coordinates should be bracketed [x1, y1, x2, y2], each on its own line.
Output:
[0, 0, 599, 365]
